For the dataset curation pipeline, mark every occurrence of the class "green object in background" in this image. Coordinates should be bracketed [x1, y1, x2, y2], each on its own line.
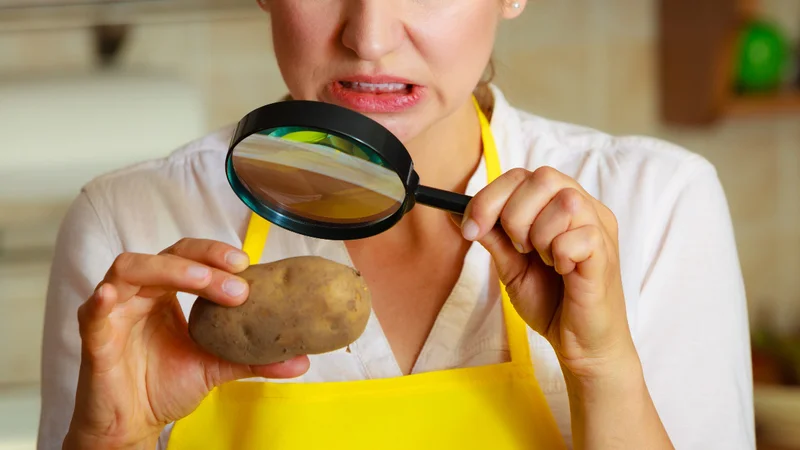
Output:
[735, 20, 790, 92]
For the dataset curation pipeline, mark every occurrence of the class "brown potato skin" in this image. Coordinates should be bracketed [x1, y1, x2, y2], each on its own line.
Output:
[188, 256, 371, 365]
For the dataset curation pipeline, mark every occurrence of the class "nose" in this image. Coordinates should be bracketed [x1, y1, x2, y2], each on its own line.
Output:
[341, 0, 404, 62]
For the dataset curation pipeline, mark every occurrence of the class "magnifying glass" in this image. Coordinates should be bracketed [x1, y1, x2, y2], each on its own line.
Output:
[226, 100, 476, 240]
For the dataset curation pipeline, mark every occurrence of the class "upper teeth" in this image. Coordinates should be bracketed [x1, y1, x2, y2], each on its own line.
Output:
[344, 82, 408, 92]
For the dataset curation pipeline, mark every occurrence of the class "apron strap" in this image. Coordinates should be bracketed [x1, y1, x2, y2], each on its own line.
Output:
[240, 97, 533, 366]
[472, 97, 532, 366]
[242, 212, 271, 265]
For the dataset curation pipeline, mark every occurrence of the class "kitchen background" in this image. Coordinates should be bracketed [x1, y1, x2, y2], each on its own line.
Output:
[0, 0, 799, 449]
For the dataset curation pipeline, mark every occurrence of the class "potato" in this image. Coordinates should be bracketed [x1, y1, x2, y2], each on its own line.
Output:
[188, 256, 371, 365]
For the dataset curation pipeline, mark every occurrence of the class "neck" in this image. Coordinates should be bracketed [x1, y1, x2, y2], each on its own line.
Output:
[406, 97, 483, 194]
[352, 95, 485, 252]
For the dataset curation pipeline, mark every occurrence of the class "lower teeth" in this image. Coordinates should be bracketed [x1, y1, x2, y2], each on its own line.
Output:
[341, 82, 411, 93]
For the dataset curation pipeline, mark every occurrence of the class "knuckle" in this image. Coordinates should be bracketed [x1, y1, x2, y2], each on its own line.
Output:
[110, 252, 136, 277]
[532, 165, 558, 181]
[506, 167, 530, 183]
[209, 240, 232, 258]
[166, 237, 192, 255]
[557, 188, 584, 213]
[531, 166, 562, 192]
[586, 225, 604, 246]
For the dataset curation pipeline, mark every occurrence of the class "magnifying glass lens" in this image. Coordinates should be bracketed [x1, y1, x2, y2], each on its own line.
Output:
[231, 128, 406, 226]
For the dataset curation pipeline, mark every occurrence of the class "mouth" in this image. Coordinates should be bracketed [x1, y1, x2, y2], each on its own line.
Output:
[337, 81, 414, 95]
[326, 76, 425, 114]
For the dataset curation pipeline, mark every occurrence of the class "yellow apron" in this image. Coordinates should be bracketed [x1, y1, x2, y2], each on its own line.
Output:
[167, 99, 567, 449]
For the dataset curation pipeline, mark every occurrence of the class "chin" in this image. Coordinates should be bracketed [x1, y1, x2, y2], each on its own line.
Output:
[368, 114, 423, 144]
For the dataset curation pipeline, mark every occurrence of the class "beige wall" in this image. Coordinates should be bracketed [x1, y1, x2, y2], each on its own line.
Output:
[0, 0, 799, 387]
[493, 1, 800, 335]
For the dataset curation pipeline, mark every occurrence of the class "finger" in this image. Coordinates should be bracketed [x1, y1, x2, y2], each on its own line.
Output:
[103, 253, 249, 307]
[77, 284, 117, 347]
[160, 238, 250, 274]
[497, 167, 582, 251]
[476, 225, 528, 288]
[461, 168, 531, 241]
[528, 188, 596, 265]
[251, 356, 311, 379]
[208, 356, 310, 388]
[551, 225, 607, 278]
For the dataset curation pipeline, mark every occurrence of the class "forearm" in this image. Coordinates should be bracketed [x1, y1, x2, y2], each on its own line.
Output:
[563, 358, 674, 450]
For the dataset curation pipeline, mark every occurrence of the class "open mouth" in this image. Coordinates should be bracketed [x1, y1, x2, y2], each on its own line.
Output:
[327, 79, 425, 113]
[338, 81, 414, 94]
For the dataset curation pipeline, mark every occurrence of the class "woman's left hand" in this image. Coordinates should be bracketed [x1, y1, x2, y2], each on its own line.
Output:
[461, 166, 636, 382]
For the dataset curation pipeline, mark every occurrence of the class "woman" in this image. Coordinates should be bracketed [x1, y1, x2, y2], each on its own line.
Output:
[38, 0, 754, 449]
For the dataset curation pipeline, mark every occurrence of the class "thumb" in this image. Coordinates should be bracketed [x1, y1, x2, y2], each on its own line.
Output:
[203, 356, 310, 388]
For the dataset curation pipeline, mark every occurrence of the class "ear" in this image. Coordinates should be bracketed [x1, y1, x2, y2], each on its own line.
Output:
[501, 0, 526, 19]
[256, 0, 269, 12]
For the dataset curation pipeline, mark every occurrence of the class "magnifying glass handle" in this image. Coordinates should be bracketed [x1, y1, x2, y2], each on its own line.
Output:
[415, 185, 472, 216]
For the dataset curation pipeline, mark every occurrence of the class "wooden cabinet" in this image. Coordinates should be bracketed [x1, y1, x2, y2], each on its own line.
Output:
[658, 0, 800, 125]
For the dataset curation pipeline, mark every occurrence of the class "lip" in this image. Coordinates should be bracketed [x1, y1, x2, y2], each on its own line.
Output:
[324, 74, 425, 114]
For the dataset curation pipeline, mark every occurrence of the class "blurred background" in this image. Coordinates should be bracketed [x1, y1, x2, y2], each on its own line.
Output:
[0, 0, 798, 449]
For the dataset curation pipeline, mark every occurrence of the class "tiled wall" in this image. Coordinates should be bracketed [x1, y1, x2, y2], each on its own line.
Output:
[0, 0, 799, 386]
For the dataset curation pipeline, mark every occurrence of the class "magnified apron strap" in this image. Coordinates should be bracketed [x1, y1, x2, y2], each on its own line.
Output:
[242, 212, 271, 265]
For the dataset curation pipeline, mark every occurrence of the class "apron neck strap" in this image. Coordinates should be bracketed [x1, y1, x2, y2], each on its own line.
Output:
[242, 212, 271, 265]
[472, 97, 532, 366]
[240, 97, 533, 366]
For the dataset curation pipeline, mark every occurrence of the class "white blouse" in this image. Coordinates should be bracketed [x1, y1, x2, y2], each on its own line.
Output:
[37, 86, 755, 449]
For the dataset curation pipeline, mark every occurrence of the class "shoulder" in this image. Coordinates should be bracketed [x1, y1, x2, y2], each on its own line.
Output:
[70, 125, 247, 253]
[491, 88, 722, 224]
[517, 110, 714, 195]
[82, 125, 234, 197]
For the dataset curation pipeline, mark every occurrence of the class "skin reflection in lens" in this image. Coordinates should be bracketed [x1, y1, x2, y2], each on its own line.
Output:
[231, 132, 406, 225]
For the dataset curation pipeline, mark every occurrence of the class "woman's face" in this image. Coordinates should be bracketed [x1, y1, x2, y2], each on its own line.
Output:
[261, 0, 525, 143]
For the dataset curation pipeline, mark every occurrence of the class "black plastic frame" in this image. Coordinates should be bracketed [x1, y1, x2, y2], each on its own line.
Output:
[226, 100, 472, 240]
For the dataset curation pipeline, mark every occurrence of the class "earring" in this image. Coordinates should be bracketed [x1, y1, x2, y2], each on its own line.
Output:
[511, 2, 520, 8]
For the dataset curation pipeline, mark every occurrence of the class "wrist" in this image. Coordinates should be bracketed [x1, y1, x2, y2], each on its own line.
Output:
[562, 349, 644, 397]
[561, 353, 674, 450]
[558, 330, 643, 384]
[63, 426, 159, 450]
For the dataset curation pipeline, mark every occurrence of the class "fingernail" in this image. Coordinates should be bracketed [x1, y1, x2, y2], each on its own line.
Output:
[223, 278, 248, 297]
[539, 252, 553, 266]
[187, 265, 211, 280]
[225, 251, 249, 268]
[462, 219, 480, 241]
[513, 241, 525, 253]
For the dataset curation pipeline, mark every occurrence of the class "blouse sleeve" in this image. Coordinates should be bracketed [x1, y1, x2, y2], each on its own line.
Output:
[635, 157, 755, 449]
[37, 190, 119, 449]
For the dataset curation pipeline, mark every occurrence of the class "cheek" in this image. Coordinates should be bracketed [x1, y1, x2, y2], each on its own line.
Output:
[269, 2, 340, 97]
[411, 5, 498, 88]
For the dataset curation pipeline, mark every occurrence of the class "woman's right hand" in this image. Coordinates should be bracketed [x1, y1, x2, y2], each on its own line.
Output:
[64, 238, 310, 450]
